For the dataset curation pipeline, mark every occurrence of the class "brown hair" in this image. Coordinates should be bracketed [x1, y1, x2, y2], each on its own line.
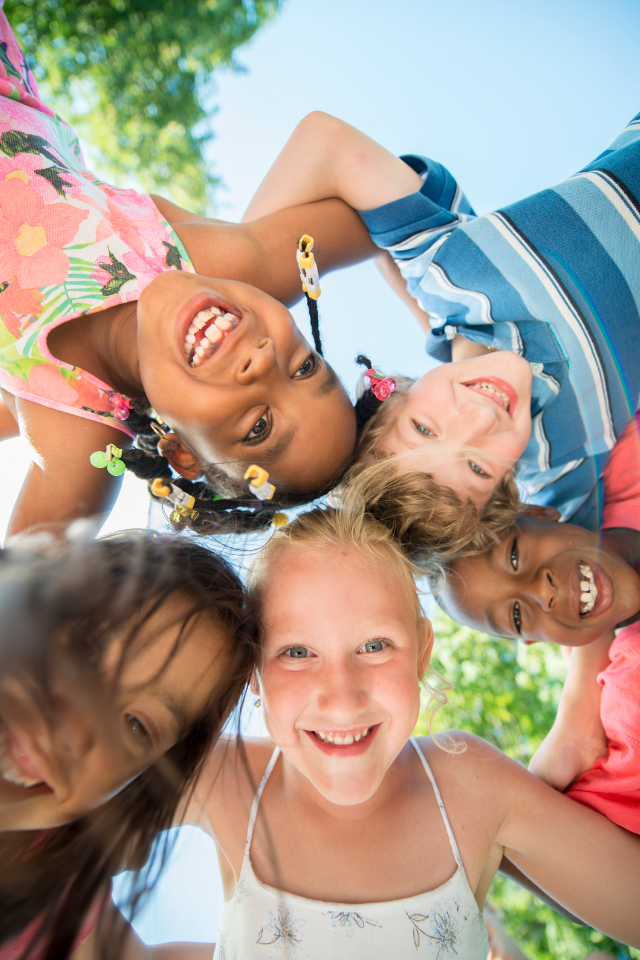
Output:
[340, 377, 523, 577]
[0, 530, 258, 960]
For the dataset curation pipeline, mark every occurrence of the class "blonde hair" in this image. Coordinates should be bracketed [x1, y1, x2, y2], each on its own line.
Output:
[343, 378, 524, 577]
[248, 505, 450, 735]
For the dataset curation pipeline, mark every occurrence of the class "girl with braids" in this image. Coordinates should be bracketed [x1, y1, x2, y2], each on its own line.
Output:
[0, 528, 257, 959]
[0, 7, 384, 538]
[240, 108, 640, 562]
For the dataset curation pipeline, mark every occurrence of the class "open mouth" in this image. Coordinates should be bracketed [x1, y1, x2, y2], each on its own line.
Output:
[0, 722, 49, 791]
[578, 560, 599, 616]
[183, 305, 241, 367]
[462, 377, 517, 417]
[312, 726, 373, 745]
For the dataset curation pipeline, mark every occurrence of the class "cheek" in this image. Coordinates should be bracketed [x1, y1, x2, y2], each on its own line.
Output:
[262, 668, 311, 734]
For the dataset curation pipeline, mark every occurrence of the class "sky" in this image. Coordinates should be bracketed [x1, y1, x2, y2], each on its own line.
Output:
[2, 0, 640, 944]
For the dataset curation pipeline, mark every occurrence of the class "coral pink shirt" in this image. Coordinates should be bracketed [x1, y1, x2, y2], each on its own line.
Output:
[601, 413, 640, 532]
[0, 4, 193, 437]
[566, 622, 640, 834]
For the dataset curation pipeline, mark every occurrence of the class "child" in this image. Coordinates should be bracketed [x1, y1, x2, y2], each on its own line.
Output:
[437, 414, 640, 832]
[0, 7, 385, 540]
[0, 528, 256, 959]
[243, 109, 640, 544]
[86, 507, 640, 959]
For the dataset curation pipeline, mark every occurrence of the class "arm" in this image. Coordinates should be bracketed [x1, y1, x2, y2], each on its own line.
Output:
[242, 111, 424, 222]
[72, 905, 214, 960]
[493, 741, 640, 945]
[6, 396, 130, 539]
[528, 631, 611, 790]
[0, 393, 19, 441]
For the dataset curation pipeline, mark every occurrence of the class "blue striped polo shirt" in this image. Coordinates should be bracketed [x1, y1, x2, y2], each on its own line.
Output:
[358, 113, 640, 530]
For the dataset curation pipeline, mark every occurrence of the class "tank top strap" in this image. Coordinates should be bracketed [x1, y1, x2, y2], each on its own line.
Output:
[409, 737, 463, 868]
[244, 746, 281, 856]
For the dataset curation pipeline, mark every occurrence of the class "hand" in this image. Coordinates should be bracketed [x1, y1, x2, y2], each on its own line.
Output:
[529, 717, 607, 791]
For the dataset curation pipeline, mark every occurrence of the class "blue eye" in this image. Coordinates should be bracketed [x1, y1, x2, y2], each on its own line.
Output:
[469, 461, 489, 478]
[284, 645, 309, 659]
[362, 639, 387, 653]
[413, 421, 434, 437]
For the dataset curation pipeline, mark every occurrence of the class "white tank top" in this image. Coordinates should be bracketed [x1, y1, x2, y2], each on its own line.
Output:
[216, 738, 489, 959]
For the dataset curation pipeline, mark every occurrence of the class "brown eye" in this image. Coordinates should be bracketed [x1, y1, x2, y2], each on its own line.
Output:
[510, 539, 519, 570]
[126, 714, 151, 743]
[512, 602, 522, 635]
[293, 355, 318, 378]
[248, 417, 268, 438]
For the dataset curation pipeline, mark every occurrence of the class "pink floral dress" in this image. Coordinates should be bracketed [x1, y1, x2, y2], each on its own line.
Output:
[0, 5, 194, 437]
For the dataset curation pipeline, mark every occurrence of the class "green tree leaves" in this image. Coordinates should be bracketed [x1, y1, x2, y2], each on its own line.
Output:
[5, 0, 281, 212]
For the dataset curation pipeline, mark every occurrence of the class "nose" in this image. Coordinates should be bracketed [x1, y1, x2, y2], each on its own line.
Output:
[52, 698, 95, 761]
[524, 567, 557, 612]
[454, 389, 501, 443]
[316, 659, 368, 721]
[235, 338, 277, 385]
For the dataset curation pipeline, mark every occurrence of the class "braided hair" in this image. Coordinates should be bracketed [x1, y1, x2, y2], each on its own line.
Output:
[115, 253, 388, 536]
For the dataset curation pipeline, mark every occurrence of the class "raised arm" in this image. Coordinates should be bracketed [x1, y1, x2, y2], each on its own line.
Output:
[242, 112, 423, 222]
[5, 396, 130, 540]
[528, 632, 611, 790]
[493, 739, 640, 945]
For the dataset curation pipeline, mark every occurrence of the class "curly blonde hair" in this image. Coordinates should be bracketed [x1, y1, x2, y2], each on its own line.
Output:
[340, 377, 524, 578]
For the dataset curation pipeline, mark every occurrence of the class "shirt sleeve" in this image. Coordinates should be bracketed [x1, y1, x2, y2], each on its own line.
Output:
[601, 413, 640, 532]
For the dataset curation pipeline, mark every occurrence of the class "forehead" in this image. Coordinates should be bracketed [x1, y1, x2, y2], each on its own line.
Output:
[260, 541, 418, 631]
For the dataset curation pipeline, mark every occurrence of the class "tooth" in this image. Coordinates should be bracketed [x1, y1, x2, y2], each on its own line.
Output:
[581, 592, 591, 603]
[354, 734, 361, 742]
[215, 314, 235, 331]
[205, 323, 223, 345]
[327, 735, 334, 743]
[580, 581, 590, 591]
[334, 736, 344, 745]
[185, 333, 196, 344]
[343, 735, 354, 745]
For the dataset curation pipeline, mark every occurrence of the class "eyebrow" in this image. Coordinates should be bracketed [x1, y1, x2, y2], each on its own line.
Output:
[259, 427, 295, 466]
[157, 691, 189, 732]
[314, 362, 338, 397]
[485, 605, 502, 637]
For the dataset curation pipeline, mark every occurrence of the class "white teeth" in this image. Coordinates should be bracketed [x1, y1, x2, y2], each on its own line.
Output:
[0, 727, 43, 788]
[314, 727, 371, 744]
[184, 306, 240, 365]
[470, 381, 510, 411]
[578, 561, 598, 615]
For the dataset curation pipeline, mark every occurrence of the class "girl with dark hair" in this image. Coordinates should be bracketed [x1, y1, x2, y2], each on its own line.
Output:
[0, 528, 257, 960]
[0, 5, 390, 541]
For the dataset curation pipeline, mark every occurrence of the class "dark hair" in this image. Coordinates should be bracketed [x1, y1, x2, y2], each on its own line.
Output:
[116, 281, 385, 537]
[0, 530, 258, 960]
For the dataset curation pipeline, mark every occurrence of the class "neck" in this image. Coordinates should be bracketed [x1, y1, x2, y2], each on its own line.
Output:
[601, 528, 640, 626]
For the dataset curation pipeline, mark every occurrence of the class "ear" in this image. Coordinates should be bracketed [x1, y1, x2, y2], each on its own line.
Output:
[157, 433, 203, 481]
[249, 672, 261, 697]
[522, 504, 561, 522]
[418, 619, 434, 680]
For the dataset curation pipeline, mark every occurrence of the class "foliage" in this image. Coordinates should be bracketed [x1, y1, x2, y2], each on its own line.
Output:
[417, 609, 639, 960]
[4, 0, 282, 212]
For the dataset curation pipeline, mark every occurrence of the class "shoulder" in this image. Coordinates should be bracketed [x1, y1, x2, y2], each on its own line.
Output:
[413, 732, 523, 809]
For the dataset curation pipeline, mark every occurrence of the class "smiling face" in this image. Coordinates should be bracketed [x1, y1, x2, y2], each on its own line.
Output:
[0, 596, 229, 831]
[441, 517, 640, 646]
[137, 271, 357, 493]
[378, 353, 533, 509]
[256, 542, 430, 806]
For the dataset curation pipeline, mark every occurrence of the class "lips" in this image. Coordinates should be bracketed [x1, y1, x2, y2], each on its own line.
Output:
[0, 720, 52, 791]
[176, 293, 242, 369]
[305, 723, 380, 756]
[461, 376, 518, 418]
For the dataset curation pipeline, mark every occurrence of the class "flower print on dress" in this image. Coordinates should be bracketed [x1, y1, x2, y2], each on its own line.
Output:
[324, 910, 381, 937]
[0, 178, 88, 288]
[94, 195, 161, 258]
[257, 907, 306, 954]
[0, 279, 43, 339]
[406, 904, 461, 957]
[0, 153, 77, 202]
